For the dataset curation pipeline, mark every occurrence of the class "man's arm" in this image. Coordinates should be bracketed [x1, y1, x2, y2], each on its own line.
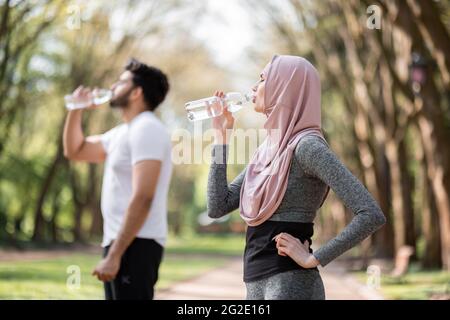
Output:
[63, 109, 106, 163]
[63, 86, 106, 163]
[92, 159, 162, 282]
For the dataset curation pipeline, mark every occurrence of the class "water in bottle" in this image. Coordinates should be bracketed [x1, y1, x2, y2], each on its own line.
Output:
[185, 92, 254, 122]
[64, 88, 113, 110]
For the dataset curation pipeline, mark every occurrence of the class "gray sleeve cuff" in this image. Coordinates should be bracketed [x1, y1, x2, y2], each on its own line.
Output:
[313, 247, 334, 267]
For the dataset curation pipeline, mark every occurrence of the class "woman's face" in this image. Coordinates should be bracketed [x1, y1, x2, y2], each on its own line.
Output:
[252, 72, 266, 113]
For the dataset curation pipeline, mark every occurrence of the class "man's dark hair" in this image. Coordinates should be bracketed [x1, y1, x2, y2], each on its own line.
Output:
[125, 58, 169, 111]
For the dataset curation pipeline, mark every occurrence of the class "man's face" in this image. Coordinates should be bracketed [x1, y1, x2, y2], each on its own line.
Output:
[109, 71, 135, 108]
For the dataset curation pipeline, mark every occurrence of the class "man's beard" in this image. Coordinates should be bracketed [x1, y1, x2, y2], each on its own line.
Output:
[109, 86, 134, 109]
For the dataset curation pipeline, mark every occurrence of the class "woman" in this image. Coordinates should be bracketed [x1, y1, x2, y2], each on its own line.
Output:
[207, 55, 386, 300]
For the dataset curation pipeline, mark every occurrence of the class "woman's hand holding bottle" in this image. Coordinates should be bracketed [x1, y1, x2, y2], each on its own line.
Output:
[212, 91, 234, 145]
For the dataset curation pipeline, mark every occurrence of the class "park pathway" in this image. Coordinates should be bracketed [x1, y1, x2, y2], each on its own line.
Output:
[156, 257, 384, 300]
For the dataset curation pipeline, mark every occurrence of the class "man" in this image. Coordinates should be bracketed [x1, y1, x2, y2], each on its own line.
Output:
[63, 58, 172, 300]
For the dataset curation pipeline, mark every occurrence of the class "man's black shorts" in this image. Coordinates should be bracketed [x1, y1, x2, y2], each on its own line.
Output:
[103, 238, 163, 300]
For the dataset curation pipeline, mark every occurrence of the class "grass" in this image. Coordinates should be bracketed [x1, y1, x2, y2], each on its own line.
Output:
[353, 265, 450, 300]
[165, 232, 245, 256]
[0, 254, 105, 299]
[0, 234, 245, 300]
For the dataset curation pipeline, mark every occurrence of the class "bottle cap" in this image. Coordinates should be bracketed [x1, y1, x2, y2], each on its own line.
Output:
[225, 92, 242, 101]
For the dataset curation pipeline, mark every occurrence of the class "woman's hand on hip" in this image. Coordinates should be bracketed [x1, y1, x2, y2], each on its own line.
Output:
[212, 91, 234, 144]
[273, 232, 320, 269]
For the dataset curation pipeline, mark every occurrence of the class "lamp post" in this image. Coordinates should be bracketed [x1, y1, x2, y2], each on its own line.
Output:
[409, 52, 427, 95]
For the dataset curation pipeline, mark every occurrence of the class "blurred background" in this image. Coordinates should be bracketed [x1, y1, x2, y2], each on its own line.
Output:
[0, 0, 449, 300]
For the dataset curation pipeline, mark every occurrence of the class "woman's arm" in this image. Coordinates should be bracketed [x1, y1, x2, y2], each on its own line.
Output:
[296, 137, 387, 267]
[207, 144, 246, 218]
[207, 90, 242, 219]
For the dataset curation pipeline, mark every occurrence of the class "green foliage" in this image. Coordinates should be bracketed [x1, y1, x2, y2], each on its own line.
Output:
[0, 0, 230, 243]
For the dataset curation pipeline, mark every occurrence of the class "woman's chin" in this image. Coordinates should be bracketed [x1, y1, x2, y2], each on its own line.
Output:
[253, 105, 263, 113]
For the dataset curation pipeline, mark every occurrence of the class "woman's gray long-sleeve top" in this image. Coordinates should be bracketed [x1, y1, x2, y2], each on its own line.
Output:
[207, 135, 386, 267]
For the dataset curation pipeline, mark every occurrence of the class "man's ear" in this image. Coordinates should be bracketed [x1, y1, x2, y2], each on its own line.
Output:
[131, 86, 143, 101]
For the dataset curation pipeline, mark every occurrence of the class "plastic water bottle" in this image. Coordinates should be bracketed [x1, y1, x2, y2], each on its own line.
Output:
[64, 89, 113, 110]
[185, 92, 254, 122]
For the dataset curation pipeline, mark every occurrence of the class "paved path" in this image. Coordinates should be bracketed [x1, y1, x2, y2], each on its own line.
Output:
[156, 257, 384, 300]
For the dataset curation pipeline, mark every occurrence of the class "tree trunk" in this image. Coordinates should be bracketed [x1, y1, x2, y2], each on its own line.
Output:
[31, 142, 64, 242]
[386, 140, 406, 252]
[416, 106, 450, 270]
[69, 167, 85, 243]
[49, 189, 61, 243]
[420, 143, 442, 268]
[372, 151, 395, 258]
[398, 139, 416, 250]
[88, 164, 103, 238]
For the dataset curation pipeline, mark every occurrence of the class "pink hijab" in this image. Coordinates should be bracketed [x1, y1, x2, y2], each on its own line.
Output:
[239, 55, 330, 226]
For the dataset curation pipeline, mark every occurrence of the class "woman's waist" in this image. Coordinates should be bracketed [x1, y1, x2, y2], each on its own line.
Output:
[245, 220, 315, 250]
[243, 220, 316, 281]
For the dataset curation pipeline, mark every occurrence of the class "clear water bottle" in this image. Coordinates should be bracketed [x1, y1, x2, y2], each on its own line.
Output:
[185, 92, 254, 122]
[64, 88, 113, 110]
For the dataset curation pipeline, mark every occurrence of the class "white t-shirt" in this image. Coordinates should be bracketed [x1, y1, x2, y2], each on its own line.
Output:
[100, 111, 172, 248]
